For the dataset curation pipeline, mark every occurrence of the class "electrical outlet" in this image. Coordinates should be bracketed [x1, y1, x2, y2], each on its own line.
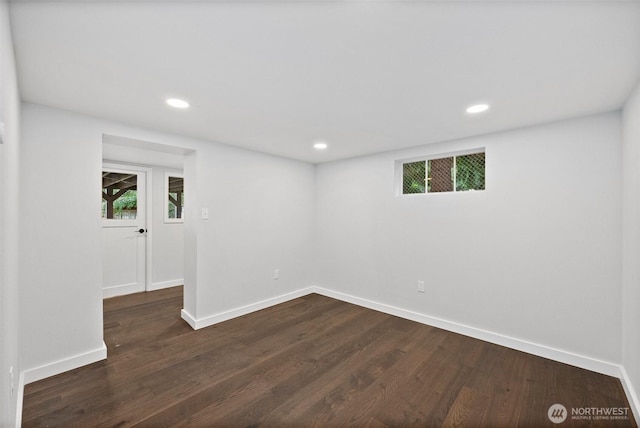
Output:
[417, 280, 425, 293]
[9, 366, 14, 398]
[273, 269, 280, 280]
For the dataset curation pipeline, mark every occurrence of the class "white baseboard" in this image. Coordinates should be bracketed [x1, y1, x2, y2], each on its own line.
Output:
[103, 283, 144, 299]
[180, 308, 197, 329]
[312, 286, 622, 378]
[181, 287, 314, 330]
[15, 370, 24, 428]
[23, 342, 107, 384]
[148, 278, 183, 291]
[620, 366, 640, 423]
[104, 279, 184, 298]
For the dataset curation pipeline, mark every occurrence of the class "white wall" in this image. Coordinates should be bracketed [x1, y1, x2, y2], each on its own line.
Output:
[19, 103, 315, 381]
[20, 105, 106, 381]
[187, 141, 316, 321]
[102, 136, 187, 170]
[622, 80, 640, 414]
[151, 166, 184, 289]
[316, 113, 623, 365]
[0, 0, 22, 425]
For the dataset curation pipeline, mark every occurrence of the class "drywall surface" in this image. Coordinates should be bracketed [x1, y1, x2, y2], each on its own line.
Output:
[20, 105, 105, 376]
[151, 166, 184, 289]
[103, 137, 186, 170]
[19, 103, 315, 380]
[623, 79, 640, 412]
[0, 0, 22, 424]
[315, 113, 623, 364]
[189, 141, 315, 319]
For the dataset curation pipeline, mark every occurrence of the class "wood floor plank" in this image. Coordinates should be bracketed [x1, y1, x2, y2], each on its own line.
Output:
[441, 385, 492, 427]
[259, 322, 428, 426]
[22, 287, 637, 427]
[333, 328, 448, 427]
[29, 294, 347, 425]
[138, 309, 399, 427]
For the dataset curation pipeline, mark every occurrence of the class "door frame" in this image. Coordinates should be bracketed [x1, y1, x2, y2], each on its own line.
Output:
[102, 162, 153, 293]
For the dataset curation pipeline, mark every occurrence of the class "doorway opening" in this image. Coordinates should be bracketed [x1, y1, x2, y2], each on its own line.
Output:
[101, 134, 195, 303]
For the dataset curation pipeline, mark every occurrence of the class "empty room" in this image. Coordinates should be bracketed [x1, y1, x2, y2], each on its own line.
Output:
[1, 0, 640, 426]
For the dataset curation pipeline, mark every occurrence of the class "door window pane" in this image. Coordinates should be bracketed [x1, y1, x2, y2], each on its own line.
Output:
[102, 172, 138, 219]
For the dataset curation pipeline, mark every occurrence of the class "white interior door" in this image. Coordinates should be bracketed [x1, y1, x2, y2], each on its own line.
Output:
[102, 166, 147, 298]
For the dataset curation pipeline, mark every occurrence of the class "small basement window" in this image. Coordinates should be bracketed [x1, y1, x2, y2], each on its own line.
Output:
[401, 150, 485, 194]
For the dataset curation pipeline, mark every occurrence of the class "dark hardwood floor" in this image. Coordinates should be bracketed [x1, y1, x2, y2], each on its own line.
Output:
[22, 286, 636, 427]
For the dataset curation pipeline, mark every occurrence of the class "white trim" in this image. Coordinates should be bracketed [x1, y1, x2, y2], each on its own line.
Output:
[23, 342, 107, 385]
[103, 282, 144, 299]
[312, 286, 622, 378]
[145, 169, 153, 292]
[180, 308, 198, 329]
[149, 278, 184, 291]
[620, 366, 640, 423]
[181, 287, 314, 330]
[15, 371, 24, 428]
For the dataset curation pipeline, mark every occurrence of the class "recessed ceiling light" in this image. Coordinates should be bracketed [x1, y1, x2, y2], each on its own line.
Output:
[166, 98, 190, 109]
[466, 104, 490, 114]
[314, 142, 328, 150]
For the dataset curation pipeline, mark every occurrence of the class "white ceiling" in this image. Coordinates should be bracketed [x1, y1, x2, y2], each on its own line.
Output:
[9, 1, 640, 163]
